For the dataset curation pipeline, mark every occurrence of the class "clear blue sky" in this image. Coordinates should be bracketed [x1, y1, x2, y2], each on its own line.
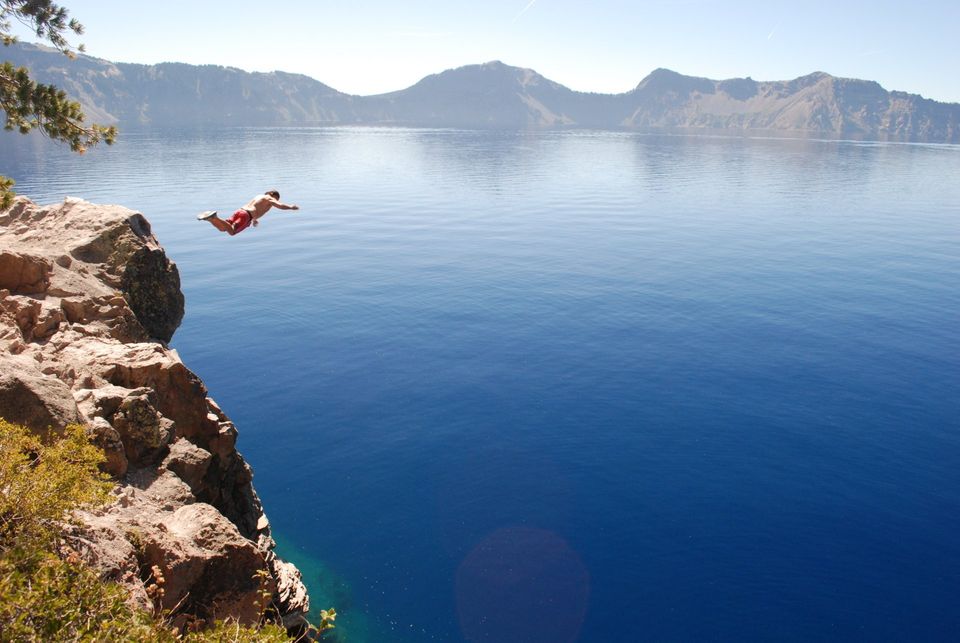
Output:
[10, 0, 960, 102]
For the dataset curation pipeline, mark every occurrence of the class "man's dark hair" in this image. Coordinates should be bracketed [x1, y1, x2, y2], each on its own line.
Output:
[267, 190, 280, 199]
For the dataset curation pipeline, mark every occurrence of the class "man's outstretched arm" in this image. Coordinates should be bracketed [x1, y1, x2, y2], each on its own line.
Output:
[266, 196, 299, 210]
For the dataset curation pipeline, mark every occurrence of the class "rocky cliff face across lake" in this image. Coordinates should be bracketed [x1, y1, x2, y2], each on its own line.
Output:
[0, 197, 309, 631]
[6, 42, 960, 141]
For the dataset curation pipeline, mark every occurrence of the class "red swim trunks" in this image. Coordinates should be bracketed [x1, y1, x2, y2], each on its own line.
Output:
[226, 209, 253, 234]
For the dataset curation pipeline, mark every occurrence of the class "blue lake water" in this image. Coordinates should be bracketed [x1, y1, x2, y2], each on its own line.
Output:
[2, 128, 959, 642]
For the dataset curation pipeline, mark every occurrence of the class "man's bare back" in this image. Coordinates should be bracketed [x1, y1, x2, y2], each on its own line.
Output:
[242, 193, 299, 220]
[198, 190, 299, 235]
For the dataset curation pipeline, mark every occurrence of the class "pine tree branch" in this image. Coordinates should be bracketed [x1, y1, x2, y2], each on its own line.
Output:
[1, 1, 116, 209]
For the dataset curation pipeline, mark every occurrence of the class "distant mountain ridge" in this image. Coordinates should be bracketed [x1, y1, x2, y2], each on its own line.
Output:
[5, 42, 959, 142]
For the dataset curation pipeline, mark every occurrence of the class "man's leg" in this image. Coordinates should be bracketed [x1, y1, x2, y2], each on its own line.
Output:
[199, 214, 236, 235]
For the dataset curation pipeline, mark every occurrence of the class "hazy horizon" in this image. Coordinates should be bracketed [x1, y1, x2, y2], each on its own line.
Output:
[15, 40, 960, 108]
[7, 0, 960, 104]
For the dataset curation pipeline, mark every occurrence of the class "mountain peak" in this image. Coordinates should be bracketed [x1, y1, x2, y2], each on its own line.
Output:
[634, 68, 713, 94]
[647, 67, 682, 78]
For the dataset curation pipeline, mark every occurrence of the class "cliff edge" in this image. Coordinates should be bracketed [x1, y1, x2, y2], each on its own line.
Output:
[0, 197, 309, 631]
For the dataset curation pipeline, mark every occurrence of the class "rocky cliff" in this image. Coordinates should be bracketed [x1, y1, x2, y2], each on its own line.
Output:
[0, 197, 309, 631]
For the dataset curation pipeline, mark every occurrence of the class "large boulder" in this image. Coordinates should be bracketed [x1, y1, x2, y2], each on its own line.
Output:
[0, 251, 51, 294]
[0, 197, 183, 342]
[143, 503, 275, 626]
[77, 500, 277, 628]
[0, 354, 80, 433]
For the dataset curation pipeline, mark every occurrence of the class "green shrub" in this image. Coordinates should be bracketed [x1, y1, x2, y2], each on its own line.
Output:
[181, 620, 291, 642]
[0, 419, 323, 641]
[0, 420, 113, 545]
[0, 543, 165, 641]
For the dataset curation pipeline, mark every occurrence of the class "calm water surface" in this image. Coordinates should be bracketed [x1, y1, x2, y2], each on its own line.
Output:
[3, 128, 959, 642]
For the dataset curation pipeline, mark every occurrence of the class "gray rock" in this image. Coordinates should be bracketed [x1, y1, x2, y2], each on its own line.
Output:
[270, 556, 311, 630]
[86, 416, 129, 477]
[164, 438, 214, 494]
[111, 392, 167, 465]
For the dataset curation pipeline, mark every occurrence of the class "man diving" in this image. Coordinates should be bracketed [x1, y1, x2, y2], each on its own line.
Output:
[197, 190, 300, 235]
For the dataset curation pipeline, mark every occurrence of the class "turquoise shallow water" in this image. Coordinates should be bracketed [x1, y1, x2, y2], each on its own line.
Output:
[3, 128, 959, 641]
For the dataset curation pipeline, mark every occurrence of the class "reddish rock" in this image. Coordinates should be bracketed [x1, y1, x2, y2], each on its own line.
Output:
[0, 250, 51, 294]
[0, 353, 81, 433]
[0, 197, 309, 632]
